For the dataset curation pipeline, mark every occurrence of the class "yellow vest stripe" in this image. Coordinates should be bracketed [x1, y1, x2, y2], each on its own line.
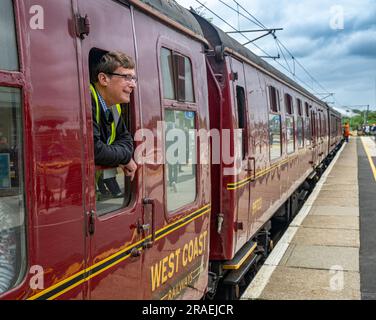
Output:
[89, 84, 122, 145]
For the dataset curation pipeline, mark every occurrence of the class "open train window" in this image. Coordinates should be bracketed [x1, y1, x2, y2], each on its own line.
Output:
[0, 0, 19, 71]
[160, 48, 195, 103]
[304, 102, 309, 117]
[296, 99, 302, 116]
[284, 94, 294, 115]
[89, 48, 135, 216]
[268, 86, 279, 112]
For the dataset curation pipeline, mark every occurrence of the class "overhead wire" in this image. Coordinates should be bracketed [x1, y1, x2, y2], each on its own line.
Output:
[232, 1, 334, 99]
[194, 0, 324, 96]
[195, 0, 335, 101]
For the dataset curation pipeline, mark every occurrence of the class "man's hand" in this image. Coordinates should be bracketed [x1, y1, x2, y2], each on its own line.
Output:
[121, 159, 137, 181]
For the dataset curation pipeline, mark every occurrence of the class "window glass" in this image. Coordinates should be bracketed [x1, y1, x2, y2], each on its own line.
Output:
[318, 113, 322, 138]
[286, 116, 295, 153]
[0, 86, 26, 295]
[0, 0, 19, 71]
[285, 94, 293, 115]
[297, 117, 304, 148]
[175, 54, 194, 103]
[268, 86, 279, 112]
[161, 48, 175, 100]
[331, 115, 335, 136]
[236, 86, 246, 159]
[165, 110, 196, 212]
[269, 114, 282, 160]
[305, 102, 309, 117]
[305, 117, 311, 145]
[183, 57, 194, 102]
[297, 99, 302, 116]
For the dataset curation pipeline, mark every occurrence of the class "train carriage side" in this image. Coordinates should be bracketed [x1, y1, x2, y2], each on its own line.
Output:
[1, 0, 93, 300]
[192, 12, 338, 298]
[131, 0, 211, 300]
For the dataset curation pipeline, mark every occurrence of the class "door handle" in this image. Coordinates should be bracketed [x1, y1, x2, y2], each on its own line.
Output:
[247, 157, 256, 181]
[86, 210, 95, 236]
[142, 198, 156, 248]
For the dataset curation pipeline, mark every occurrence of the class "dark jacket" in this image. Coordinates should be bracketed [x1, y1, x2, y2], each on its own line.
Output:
[92, 98, 134, 167]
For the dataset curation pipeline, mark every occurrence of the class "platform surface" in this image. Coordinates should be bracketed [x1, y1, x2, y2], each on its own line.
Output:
[242, 137, 376, 300]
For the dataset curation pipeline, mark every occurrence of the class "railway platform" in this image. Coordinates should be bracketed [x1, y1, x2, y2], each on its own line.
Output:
[241, 136, 376, 300]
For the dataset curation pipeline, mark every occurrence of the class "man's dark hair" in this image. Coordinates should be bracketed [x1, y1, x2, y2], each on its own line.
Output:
[92, 51, 135, 83]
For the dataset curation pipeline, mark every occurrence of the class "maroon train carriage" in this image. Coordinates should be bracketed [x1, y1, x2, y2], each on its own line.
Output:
[0, 0, 342, 300]
[192, 12, 343, 298]
[0, 0, 211, 300]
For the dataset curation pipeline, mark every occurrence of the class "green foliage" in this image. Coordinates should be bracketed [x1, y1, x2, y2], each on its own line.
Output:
[342, 111, 376, 130]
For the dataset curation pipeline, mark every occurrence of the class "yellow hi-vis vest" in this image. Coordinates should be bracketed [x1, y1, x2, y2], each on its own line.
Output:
[90, 84, 122, 145]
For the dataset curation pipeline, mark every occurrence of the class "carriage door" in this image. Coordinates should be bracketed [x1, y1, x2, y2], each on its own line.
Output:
[75, 0, 143, 299]
[229, 57, 251, 252]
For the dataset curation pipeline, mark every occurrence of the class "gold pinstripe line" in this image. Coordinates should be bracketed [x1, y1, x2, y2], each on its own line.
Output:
[27, 204, 211, 300]
[222, 243, 257, 270]
[227, 155, 298, 190]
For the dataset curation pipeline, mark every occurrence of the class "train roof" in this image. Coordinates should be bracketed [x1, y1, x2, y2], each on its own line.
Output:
[190, 11, 326, 107]
[135, 0, 205, 38]
[328, 106, 342, 117]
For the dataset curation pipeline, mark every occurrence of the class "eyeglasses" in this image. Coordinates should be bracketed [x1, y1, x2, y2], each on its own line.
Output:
[107, 72, 138, 83]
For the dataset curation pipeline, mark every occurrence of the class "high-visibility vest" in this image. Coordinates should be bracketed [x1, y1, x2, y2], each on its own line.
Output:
[90, 84, 122, 145]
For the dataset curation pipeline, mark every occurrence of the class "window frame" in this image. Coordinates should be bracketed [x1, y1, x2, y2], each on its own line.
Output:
[284, 93, 294, 115]
[236, 85, 247, 160]
[284, 93, 295, 154]
[286, 115, 295, 154]
[267, 85, 282, 162]
[0, 0, 20, 72]
[88, 47, 138, 217]
[0, 0, 28, 296]
[268, 85, 280, 113]
[159, 46, 197, 109]
[163, 107, 199, 216]
[158, 42, 200, 218]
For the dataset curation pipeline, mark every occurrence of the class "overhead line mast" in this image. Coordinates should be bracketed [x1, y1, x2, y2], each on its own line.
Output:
[193, 0, 334, 102]
[193, 0, 326, 98]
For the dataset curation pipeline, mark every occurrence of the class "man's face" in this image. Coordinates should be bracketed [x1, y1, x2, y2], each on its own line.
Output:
[100, 67, 136, 106]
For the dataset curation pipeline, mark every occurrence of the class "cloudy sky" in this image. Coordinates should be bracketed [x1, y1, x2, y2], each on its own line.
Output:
[175, 0, 376, 113]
